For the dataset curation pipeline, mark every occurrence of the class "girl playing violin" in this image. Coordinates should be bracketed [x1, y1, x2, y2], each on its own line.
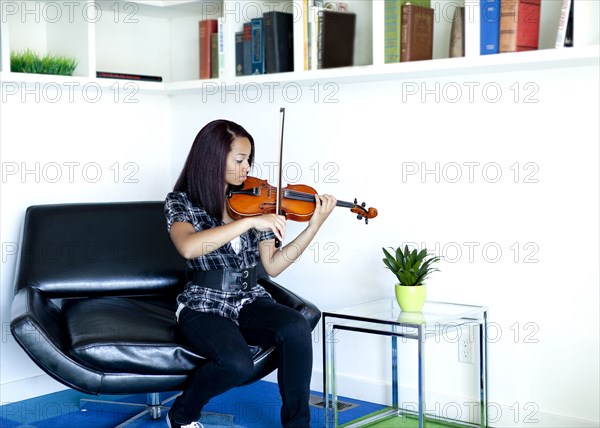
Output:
[164, 119, 336, 428]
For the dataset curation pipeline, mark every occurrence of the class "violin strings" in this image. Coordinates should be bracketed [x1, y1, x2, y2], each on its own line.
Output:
[284, 190, 356, 209]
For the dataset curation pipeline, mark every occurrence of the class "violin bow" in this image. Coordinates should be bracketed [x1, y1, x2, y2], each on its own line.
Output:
[275, 107, 286, 249]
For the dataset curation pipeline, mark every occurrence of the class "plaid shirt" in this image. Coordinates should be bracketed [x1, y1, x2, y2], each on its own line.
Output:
[165, 191, 275, 323]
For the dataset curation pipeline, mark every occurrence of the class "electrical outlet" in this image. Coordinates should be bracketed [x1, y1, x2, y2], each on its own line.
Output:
[458, 334, 474, 364]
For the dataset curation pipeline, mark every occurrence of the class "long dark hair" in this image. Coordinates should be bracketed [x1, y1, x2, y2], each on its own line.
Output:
[174, 120, 255, 220]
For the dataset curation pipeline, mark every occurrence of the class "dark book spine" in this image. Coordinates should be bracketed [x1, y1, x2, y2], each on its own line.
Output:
[251, 17, 265, 75]
[317, 11, 323, 69]
[264, 11, 294, 74]
[243, 22, 252, 75]
[317, 10, 357, 69]
[235, 31, 244, 76]
[564, 0, 574, 47]
[96, 71, 163, 82]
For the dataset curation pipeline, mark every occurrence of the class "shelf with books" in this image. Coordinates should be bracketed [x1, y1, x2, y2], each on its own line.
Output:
[223, 0, 295, 79]
[380, 0, 462, 65]
[1, 43, 598, 96]
[103, 0, 298, 81]
[2, 0, 94, 78]
[0, 0, 219, 83]
[96, 0, 212, 83]
[162, 44, 599, 94]
[301, 0, 373, 71]
[380, 0, 598, 64]
[1, 0, 597, 90]
[0, 69, 167, 94]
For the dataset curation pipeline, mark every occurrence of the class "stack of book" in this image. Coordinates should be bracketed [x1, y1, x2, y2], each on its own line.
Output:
[199, 18, 221, 79]
[499, 0, 541, 53]
[384, 0, 571, 62]
[236, 11, 294, 77]
[304, 1, 356, 70]
[478, 0, 573, 56]
[384, 0, 434, 63]
[200, 12, 294, 79]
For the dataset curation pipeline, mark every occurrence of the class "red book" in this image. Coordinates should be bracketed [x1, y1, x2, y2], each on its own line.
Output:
[199, 19, 218, 79]
[499, 0, 541, 52]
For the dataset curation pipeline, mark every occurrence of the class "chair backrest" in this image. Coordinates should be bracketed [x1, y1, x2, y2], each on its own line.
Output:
[14, 202, 187, 298]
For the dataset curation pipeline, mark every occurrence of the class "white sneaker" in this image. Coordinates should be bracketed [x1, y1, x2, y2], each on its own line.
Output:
[167, 410, 204, 428]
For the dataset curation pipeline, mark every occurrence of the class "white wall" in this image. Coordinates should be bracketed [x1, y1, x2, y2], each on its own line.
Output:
[169, 64, 599, 427]
[0, 83, 172, 399]
[1, 62, 598, 427]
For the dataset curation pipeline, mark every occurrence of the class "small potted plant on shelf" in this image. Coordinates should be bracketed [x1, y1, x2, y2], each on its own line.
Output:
[10, 49, 78, 76]
[382, 245, 440, 312]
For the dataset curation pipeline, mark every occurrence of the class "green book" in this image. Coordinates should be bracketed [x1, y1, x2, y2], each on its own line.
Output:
[384, 0, 431, 64]
[384, 0, 401, 63]
[211, 32, 219, 78]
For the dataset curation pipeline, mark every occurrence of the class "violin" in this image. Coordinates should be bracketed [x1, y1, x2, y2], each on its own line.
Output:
[227, 176, 378, 223]
[226, 107, 377, 247]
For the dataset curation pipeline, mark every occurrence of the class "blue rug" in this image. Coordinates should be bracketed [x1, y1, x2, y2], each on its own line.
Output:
[0, 380, 384, 427]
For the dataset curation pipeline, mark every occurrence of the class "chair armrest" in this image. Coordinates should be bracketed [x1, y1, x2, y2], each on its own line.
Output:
[10, 287, 104, 394]
[257, 276, 321, 330]
[11, 287, 64, 351]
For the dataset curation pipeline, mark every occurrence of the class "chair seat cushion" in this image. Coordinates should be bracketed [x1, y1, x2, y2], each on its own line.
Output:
[63, 297, 203, 375]
[64, 297, 263, 375]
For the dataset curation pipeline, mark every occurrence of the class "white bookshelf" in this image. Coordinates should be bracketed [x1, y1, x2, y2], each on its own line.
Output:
[2, 0, 94, 77]
[0, 0, 598, 89]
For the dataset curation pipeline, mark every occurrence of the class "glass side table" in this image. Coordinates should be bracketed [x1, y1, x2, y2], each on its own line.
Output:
[322, 299, 488, 428]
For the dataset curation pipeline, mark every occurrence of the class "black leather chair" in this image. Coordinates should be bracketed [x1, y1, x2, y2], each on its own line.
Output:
[10, 202, 321, 427]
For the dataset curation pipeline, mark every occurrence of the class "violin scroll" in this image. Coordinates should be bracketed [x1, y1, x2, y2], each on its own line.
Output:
[350, 198, 378, 225]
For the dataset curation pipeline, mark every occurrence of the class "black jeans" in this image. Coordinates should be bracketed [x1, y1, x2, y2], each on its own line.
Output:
[171, 298, 313, 427]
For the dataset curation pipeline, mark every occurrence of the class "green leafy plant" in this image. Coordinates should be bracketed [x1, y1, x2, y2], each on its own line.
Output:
[10, 49, 78, 76]
[382, 245, 441, 286]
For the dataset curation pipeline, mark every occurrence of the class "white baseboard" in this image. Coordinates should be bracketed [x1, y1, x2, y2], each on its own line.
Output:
[311, 369, 599, 428]
[1, 374, 67, 404]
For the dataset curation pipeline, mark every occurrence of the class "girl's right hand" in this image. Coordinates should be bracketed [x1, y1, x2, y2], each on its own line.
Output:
[250, 214, 286, 242]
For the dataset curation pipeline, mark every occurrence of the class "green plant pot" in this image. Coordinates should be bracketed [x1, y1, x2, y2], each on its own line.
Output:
[397, 310, 425, 324]
[395, 284, 427, 312]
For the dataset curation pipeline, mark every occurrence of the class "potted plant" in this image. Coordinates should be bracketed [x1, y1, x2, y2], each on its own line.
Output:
[382, 245, 440, 312]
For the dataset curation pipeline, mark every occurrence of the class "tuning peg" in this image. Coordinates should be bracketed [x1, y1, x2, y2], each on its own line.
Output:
[365, 218, 369, 225]
[361, 202, 366, 208]
[354, 198, 358, 205]
[356, 214, 363, 221]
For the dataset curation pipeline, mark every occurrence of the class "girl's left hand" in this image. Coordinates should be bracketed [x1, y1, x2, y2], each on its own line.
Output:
[309, 194, 337, 230]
